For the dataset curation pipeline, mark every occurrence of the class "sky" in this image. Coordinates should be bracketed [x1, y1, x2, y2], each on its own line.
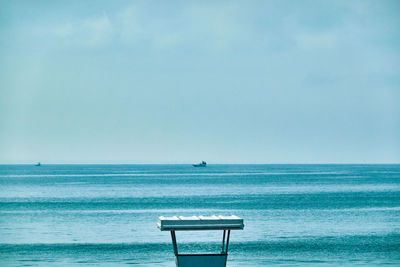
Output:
[0, 0, 399, 164]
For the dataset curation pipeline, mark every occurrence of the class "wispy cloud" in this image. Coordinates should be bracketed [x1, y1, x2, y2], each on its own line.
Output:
[53, 13, 112, 47]
[47, 2, 248, 50]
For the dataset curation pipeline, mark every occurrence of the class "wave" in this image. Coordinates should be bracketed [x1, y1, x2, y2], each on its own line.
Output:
[2, 206, 400, 214]
[0, 172, 345, 178]
[1, 234, 399, 253]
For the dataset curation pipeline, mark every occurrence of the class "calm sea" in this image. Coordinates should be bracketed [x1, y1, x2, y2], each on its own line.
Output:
[0, 164, 399, 266]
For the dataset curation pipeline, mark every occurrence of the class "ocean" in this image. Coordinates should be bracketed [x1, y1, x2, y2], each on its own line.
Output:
[0, 164, 399, 266]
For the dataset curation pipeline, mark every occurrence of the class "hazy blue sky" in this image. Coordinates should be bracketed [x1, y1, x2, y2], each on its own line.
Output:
[0, 0, 399, 164]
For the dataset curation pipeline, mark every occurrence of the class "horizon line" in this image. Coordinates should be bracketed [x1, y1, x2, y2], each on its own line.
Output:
[1, 162, 399, 165]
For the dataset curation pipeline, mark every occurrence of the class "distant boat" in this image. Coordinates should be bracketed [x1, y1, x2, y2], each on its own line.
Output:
[193, 161, 206, 167]
[35, 162, 41, 166]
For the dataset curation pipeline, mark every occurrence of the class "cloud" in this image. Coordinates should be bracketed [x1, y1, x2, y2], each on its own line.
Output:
[180, 2, 248, 50]
[116, 5, 182, 48]
[294, 31, 342, 50]
[106, 2, 248, 50]
[53, 23, 74, 38]
[53, 14, 113, 47]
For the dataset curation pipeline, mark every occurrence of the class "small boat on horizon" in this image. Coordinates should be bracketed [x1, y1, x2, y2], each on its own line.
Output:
[193, 161, 206, 167]
[35, 162, 41, 166]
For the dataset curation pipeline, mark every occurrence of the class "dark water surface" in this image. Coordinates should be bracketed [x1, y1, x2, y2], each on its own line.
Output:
[0, 164, 399, 266]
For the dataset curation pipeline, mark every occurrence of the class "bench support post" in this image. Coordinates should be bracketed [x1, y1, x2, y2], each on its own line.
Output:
[170, 231, 178, 256]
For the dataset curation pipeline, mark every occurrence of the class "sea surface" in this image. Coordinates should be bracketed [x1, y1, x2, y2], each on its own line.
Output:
[0, 164, 399, 266]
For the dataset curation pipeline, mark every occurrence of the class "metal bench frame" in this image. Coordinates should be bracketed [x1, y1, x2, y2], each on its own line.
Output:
[158, 216, 243, 267]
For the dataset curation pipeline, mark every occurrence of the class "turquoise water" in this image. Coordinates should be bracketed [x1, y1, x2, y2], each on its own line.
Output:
[0, 164, 399, 266]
